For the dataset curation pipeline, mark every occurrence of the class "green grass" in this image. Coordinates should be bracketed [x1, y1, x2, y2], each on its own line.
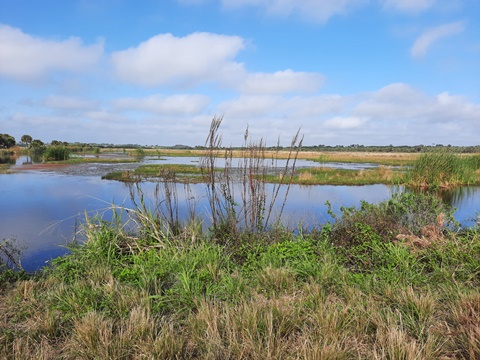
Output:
[266, 165, 402, 185]
[404, 151, 480, 189]
[0, 163, 11, 173]
[102, 164, 212, 182]
[1, 192, 479, 359]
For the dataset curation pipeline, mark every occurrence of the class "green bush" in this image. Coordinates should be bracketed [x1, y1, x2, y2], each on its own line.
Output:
[329, 191, 456, 249]
[43, 146, 70, 161]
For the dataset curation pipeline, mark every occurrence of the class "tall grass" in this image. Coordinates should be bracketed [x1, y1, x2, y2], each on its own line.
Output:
[1, 191, 479, 359]
[404, 150, 480, 189]
[200, 116, 303, 237]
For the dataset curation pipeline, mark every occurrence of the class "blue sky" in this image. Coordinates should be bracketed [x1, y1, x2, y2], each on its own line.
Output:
[1, 0, 479, 146]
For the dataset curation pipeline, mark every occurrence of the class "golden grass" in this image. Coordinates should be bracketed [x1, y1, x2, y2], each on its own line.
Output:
[145, 149, 421, 165]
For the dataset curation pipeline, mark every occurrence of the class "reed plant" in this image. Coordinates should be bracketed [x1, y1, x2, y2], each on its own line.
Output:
[43, 146, 70, 161]
[200, 116, 303, 238]
[404, 150, 480, 189]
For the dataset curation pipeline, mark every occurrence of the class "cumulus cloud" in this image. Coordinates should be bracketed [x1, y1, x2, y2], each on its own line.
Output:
[43, 95, 98, 110]
[217, 93, 344, 119]
[239, 70, 324, 94]
[221, 0, 364, 22]
[111, 32, 245, 87]
[411, 21, 465, 58]
[112, 94, 210, 115]
[354, 83, 429, 119]
[218, 95, 282, 118]
[0, 24, 103, 81]
[83, 110, 130, 124]
[353, 83, 480, 124]
[383, 0, 436, 13]
[213, 83, 479, 146]
[324, 116, 366, 129]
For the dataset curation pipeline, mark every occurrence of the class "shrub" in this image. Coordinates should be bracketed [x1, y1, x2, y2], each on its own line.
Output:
[328, 191, 456, 248]
[43, 146, 70, 161]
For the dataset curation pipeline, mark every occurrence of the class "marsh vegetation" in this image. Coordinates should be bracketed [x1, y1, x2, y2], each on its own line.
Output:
[1, 187, 479, 359]
[1, 118, 479, 358]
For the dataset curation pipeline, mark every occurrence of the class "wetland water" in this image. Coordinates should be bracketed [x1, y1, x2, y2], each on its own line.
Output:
[1, 155, 479, 271]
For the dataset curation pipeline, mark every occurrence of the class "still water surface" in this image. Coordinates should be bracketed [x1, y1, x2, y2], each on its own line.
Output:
[1, 156, 479, 271]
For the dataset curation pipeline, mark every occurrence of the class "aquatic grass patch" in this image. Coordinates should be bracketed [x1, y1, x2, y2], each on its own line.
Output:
[312, 152, 418, 166]
[404, 150, 480, 189]
[286, 166, 400, 185]
[102, 164, 212, 183]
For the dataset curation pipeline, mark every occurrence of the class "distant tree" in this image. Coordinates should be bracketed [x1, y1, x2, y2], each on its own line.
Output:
[30, 139, 45, 153]
[21, 134, 32, 147]
[0, 134, 16, 149]
[51, 140, 62, 146]
[30, 139, 44, 147]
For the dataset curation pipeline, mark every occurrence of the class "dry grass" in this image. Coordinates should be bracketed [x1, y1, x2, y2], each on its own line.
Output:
[148, 148, 420, 165]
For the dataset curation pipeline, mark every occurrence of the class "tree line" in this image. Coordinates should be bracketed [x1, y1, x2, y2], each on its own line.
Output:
[2, 133, 480, 154]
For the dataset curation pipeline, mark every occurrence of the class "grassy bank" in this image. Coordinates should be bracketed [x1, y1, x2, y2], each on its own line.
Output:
[1, 192, 479, 359]
[269, 165, 401, 185]
[0, 164, 11, 173]
[102, 164, 210, 183]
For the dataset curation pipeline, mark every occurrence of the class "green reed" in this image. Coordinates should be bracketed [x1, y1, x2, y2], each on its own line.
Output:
[403, 150, 480, 189]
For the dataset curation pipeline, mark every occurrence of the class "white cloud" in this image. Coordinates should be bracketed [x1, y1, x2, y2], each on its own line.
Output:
[221, 0, 364, 22]
[111, 32, 245, 87]
[0, 24, 103, 81]
[239, 70, 324, 94]
[218, 93, 344, 119]
[112, 94, 210, 115]
[324, 116, 366, 129]
[44, 95, 98, 110]
[411, 21, 465, 58]
[83, 110, 129, 123]
[218, 95, 282, 117]
[383, 0, 436, 13]
[284, 95, 345, 117]
[354, 83, 480, 124]
[354, 83, 430, 119]
[214, 83, 480, 146]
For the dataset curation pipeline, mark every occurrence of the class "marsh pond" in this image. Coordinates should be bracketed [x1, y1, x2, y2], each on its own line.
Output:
[1, 154, 479, 271]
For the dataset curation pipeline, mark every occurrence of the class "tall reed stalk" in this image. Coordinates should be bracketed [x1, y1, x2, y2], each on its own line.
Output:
[201, 116, 303, 237]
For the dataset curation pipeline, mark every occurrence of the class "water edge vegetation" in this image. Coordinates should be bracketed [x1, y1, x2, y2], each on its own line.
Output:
[1, 118, 480, 358]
